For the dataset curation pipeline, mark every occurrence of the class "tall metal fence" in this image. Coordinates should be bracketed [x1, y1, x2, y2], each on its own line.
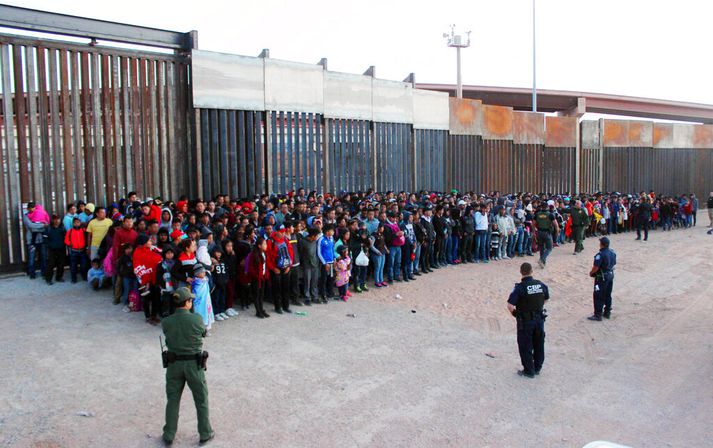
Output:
[3, 7, 713, 272]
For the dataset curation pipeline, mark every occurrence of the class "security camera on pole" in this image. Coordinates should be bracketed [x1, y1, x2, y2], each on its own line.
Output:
[443, 25, 471, 99]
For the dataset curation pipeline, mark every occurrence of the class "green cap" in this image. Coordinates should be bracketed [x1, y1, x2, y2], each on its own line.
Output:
[451, 189, 458, 195]
[172, 287, 195, 304]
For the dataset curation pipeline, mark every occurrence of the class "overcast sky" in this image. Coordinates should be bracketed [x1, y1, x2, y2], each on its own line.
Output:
[5, 0, 712, 105]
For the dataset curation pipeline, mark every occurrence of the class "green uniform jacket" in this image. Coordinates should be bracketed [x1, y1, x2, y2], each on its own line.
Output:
[570, 208, 588, 227]
[162, 309, 206, 355]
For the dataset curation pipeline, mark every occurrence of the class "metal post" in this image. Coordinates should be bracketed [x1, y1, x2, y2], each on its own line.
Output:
[456, 47, 462, 99]
[532, 0, 537, 112]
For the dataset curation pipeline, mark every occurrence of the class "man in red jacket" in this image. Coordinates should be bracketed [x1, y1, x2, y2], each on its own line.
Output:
[266, 225, 294, 314]
[133, 234, 163, 325]
[112, 216, 138, 303]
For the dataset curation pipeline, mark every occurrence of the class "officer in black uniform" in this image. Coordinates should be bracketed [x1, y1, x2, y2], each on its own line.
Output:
[507, 262, 550, 378]
[588, 236, 617, 321]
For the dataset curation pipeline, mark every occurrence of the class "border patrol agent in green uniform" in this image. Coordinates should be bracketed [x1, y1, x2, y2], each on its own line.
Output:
[161, 287, 214, 446]
[569, 200, 589, 254]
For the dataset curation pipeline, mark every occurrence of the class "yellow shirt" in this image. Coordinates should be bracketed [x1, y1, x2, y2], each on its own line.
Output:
[86, 218, 113, 248]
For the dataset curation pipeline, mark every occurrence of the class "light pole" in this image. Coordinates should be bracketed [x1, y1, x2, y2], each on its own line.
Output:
[532, 0, 537, 112]
[443, 25, 471, 99]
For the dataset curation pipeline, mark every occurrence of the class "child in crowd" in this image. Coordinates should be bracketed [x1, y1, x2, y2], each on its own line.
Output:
[88, 258, 109, 290]
[211, 248, 229, 321]
[317, 224, 336, 302]
[117, 243, 137, 311]
[65, 217, 88, 283]
[246, 236, 270, 318]
[191, 263, 214, 331]
[334, 245, 351, 301]
[221, 239, 239, 317]
[370, 224, 387, 288]
[157, 247, 176, 317]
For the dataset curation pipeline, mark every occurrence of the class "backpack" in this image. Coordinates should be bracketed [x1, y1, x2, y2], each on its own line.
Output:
[128, 289, 142, 312]
[274, 239, 291, 269]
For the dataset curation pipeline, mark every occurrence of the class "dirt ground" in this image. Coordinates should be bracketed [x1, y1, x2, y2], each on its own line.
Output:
[1, 219, 712, 448]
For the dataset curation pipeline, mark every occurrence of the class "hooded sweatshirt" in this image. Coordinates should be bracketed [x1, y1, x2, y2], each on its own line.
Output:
[266, 231, 294, 272]
[159, 207, 173, 230]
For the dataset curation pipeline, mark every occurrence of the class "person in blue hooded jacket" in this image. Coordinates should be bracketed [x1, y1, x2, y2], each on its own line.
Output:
[316, 224, 336, 302]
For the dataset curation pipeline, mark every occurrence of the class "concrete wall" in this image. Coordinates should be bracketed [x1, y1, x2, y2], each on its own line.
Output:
[513, 111, 545, 145]
[192, 50, 265, 110]
[192, 49, 447, 128]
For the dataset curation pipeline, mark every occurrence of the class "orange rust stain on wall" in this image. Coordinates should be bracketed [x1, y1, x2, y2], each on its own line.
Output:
[693, 125, 713, 148]
[483, 105, 512, 138]
[513, 111, 544, 144]
[455, 101, 476, 126]
[653, 124, 672, 147]
[603, 121, 627, 146]
[545, 116, 577, 147]
[628, 122, 645, 145]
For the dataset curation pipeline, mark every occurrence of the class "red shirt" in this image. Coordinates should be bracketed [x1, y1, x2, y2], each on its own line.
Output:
[132, 245, 163, 286]
[265, 232, 294, 272]
[112, 227, 138, 257]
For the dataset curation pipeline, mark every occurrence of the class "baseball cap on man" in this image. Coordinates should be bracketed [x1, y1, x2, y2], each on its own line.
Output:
[85, 203, 96, 213]
[172, 287, 195, 304]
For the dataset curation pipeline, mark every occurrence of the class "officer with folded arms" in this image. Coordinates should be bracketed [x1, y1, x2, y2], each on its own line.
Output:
[161, 287, 214, 446]
[588, 236, 617, 321]
[507, 262, 550, 378]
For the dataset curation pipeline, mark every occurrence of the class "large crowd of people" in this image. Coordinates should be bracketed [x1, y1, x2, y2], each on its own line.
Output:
[22, 187, 710, 332]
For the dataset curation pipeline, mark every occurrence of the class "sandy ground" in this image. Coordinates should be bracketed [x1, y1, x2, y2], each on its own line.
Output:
[1, 218, 712, 448]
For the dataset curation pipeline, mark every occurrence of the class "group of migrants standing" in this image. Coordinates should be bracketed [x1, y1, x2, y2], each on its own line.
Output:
[18, 187, 711, 445]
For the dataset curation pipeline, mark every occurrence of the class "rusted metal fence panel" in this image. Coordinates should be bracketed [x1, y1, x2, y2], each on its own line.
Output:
[543, 147, 577, 194]
[0, 35, 190, 271]
[446, 134, 482, 192]
[268, 111, 323, 194]
[512, 143, 543, 193]
[373, 122, 413, 192]
[326, 117, 371, 192]
[414, 129, 446, 192]
[196, 108, 267, 199]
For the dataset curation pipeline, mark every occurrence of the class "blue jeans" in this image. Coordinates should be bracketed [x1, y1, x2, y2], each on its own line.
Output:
[26, 242, 46, 277]
[447, 235, 460, 263]
[355, 265, 367, 287]
[608, 215, 618, 234]
[413, 244, 421, 273]
[372, 253, 385, 284]
[474, 230, 488, 261]
[515, 227, 524, 254]
[387, 246, 402, 281]
[538, 231, 553, 264]
[122, 277, 137, 305]
[68, 249, 88, 282]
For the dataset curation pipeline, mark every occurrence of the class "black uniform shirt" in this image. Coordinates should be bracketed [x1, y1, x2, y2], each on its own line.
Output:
[508, 276, 550, 310]
[594, 248, 617, 273]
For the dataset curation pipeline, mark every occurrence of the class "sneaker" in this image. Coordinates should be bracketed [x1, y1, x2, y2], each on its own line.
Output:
[304, 300, 312, 306]
[341, 296, 348, 302]
[517, 369, 535, 379]
[346, 290, 352, 297]
[361, 285, 369, 292]
[226, 309, 238, 317]
[537, 260, 545, 269]
[215, 314, 225, 321]
[219, 312, 229, 319]
[284, 308, 292, 313]
[122, 306, 131, 313]
[587, 314, 602, 322]
[275, 309, 284, 314]
[375, 283, 383, 288]
[355, 285, 363, 293]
